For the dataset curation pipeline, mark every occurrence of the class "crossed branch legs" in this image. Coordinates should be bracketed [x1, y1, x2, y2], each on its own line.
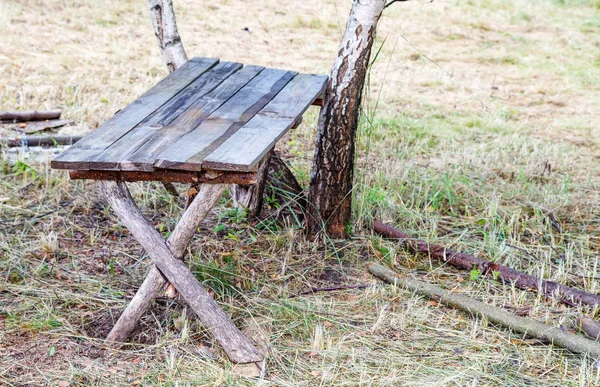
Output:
[100, 181, 261, 363]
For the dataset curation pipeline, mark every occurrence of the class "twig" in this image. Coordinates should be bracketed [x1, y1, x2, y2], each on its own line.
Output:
[384, 0, 411, 8]
[290, 284, 373, 298]
[369, 262, 600, 357]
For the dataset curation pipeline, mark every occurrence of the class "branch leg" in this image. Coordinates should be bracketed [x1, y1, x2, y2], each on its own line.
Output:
[230, 149, 273, 218]
[106, 183, 225, 342]
[101, 181, 260, 363]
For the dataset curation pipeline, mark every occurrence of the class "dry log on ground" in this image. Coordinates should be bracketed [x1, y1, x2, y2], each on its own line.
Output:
[101, 181, 261, 363]
[1, 136, 82, 148]
[0, 109, 61, 122]
[577, 317, 600, 341]
[369, 262, 600, 357]
[373, 220, 600, 308]
[21, 119, 74, 133]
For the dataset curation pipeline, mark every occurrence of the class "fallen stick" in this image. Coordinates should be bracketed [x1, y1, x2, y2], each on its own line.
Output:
[1, 136, 82, 148]
[577, 317, 600, 341]
[0, 109, 61, 122]
[373, 220, 600, 308]
[21, 119, 74, 133]
[290, 284, 373, 298]
[369, 262, 600, 357]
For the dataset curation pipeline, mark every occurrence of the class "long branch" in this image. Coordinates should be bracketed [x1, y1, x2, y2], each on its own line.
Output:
[369, 262, 600, 357]
[373, 220, 600, 307]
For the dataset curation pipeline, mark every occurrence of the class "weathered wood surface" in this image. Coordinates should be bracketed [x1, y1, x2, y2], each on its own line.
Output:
[51, 57, 219, 170]
[307, 0, 385, 238]
[118, 65, 263, 171]
[101, 181, 261, 363]
[69, 169, 257, 185]
[155, 68, 296, 171]
[230, 149, 274, 217]
[51, 57, 327, 174]
[89, 62, 249, 171]
[0, 109, 61, 122]
[203, 73, 328, 171]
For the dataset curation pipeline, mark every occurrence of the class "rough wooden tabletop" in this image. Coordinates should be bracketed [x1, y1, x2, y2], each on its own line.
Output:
[51, 57, 327, 174]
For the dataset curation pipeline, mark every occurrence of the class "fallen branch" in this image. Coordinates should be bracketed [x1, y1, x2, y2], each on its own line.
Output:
[21, 119, 74, 134]
[369, 262, 600, 357]
[577, 317, 600, 341]
[0, 110, 61, 122]
[290, 284, 372, 298]
[373, 220, 600, 308]
[1, 136, 82, 148]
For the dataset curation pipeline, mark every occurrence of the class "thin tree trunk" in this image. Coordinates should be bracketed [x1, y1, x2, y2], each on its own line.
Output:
[369, 262, 600, 357]
[307, 0, 386, 238]
[149, 0, 188, 72]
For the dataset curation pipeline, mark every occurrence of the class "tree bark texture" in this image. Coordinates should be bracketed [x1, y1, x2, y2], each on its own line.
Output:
[149, 0, 188, 73]
[307, 0, 386, 238]
[373, 220, 600, 308]
[369, 262, 600, 358]
[106, 183, 226, 343]
[101, 181, 261, 363]
[577, 317, 600, 341]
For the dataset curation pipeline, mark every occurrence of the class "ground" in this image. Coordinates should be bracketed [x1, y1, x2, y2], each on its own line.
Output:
[1, 0, 599, 385]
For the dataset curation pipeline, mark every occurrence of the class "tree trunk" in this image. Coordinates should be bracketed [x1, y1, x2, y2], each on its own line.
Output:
[149, 0, 188, 72]
[307, 0, 386, 238]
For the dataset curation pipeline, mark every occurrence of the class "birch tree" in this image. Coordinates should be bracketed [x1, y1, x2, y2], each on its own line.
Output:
[307, 0, 387, 238]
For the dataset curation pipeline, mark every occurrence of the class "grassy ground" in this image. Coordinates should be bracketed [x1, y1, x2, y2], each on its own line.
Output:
[1, 0, 599, 385]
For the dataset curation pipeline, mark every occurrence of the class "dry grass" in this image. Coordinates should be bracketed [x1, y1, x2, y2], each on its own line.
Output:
[1, 0, 600, 385]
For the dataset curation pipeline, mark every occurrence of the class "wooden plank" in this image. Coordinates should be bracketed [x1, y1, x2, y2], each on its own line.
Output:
[69, 169, 257, 185]
[109, 64, 264, 171]
[202, 73, 328, 171]
[154, 68, 297, 171]
[51, 57, 219, 170]
[88, 61, 248, 171]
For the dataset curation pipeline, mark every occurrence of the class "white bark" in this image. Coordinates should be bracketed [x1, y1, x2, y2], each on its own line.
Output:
[149, 0, 188, 72]
[307, 0, 386, 237]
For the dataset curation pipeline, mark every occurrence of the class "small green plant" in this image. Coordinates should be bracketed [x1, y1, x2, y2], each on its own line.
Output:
[470, 267, 482, 281]
[12, 160, 37, 179]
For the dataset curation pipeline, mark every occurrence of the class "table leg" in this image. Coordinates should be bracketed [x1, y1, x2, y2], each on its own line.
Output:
[106, 182, 224, 342]
[230, 149, 273, 218]
[101, 181, 261, 363]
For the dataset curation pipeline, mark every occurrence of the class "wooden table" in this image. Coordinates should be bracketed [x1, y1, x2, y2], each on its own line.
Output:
[51, 57, 327, 364]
